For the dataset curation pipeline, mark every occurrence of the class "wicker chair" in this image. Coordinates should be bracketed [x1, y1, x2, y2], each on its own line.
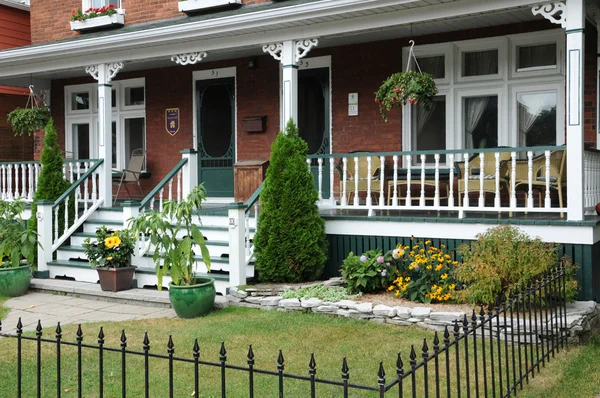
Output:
[513, 149, 566, 210]
[339, 155, 382, 205]
[455, 151, 511, 207]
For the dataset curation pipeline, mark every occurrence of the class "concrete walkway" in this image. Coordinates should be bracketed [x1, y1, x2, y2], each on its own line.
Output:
[0, 292, 176, 333]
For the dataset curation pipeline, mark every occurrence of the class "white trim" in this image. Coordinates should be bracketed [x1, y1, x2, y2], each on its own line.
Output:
[325, 219, 600, 245]
[509, 29, 564, 79]
[0, 0, 552, 78]
[404, 43, 453, 86]
[455, 86, 505, 148]
[82, 0, 121, 9]
[178, 0, 241, 14]
[0, 0, 29, 11]
[455, 37, 507, 84]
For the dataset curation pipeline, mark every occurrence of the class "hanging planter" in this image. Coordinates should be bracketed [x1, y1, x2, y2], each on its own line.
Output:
[7, 86, 50, 136]
[374, 41, 438, 122]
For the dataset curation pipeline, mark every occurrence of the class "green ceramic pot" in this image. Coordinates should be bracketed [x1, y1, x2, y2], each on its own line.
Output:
[0, 264, 32, 297]
[168, 277, 216, 318]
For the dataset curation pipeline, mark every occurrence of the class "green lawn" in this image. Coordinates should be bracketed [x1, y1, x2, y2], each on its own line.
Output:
[0, 306, 596, 397]
[0, 296, 8, 320]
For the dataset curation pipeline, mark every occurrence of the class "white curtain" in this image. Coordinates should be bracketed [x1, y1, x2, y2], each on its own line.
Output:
[464, 50, 497, 76]
[464, 97, 489, 149]
[518, 94, 550, 147]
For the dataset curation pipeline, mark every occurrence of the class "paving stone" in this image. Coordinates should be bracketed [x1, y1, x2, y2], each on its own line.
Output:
[566, 301, 597, 316]
[373, 305, 396, 317]
[429, 312, 465, 322]
[279, 298, 301, 308]
[411, 307, 432, 318]
[355, 303, 373, 313]
[244, 296, 262, 304]
[394, 306, 412, 319]
[259, 296, 283, 306]
[336, 300, 357, 309]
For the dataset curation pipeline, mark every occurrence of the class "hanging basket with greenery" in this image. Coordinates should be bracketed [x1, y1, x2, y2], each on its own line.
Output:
[374, 41, 438, 121]
[7, 85, 50, 136]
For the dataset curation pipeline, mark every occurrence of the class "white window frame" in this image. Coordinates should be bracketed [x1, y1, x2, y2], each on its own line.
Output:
[456, 37, 507, 84]
[82, 0, 121, 10]
[509, 82, 565, 147]
[509, 30, 564, 79]
[401, 30, 566, 156]
[65, 78, 146, 170]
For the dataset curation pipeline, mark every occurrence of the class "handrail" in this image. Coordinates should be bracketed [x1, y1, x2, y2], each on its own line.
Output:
[0, 159, 98, 166]
[0, 160, 40, 165]
[139, 158, 188, 210]
[307, 145, 566, 159]
[245, 182, 264, 213]
[53, 159, 103, 209]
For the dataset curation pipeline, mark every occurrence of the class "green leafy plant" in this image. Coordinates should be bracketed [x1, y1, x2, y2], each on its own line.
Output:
[454, 225, 578, 304]
[281, 285, 362, 302]
[253, 119, 327, 283]
[0, 200, 38, 268]
[82, 226, 135, 269]
[386, 240, 458, 304]
[7, 107, 50, 137]
[71, 4, 118, 22]
[130, 185, 211, 289]
[341, 249, 398, 293]
[28, 118, 74, 237]
[375, 70, 438, 121]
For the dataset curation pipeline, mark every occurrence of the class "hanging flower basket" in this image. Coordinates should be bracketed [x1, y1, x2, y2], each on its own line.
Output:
[374, 70, 438, 121]
[7, 86, 50, 136]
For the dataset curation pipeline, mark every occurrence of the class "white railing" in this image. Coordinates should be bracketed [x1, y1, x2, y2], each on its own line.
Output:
[139, 158, 187, 213]
[584, 148, 600, 212]
[0, 159, 97, 202]
[309, 146, 566, 218]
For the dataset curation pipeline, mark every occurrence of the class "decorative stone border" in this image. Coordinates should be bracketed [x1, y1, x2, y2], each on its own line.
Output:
[227, 280, 599, 345]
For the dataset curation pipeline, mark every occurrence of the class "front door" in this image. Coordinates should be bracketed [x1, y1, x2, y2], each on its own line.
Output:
[196, 77, 235, 197]
[298, 67, 330, 198]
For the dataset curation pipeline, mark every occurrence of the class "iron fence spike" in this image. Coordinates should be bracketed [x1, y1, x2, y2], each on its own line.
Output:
[278, 349, 284, 365]
[378, 361, 385, 379]
[463, 314, 468, 327]
[472, 309, 477, 322]
[422, 338, 429, 354]
[247, 344, 254, 360]
[309, 353, 316, 370]
[342, 357, 349, 375]
[76, 324, 83, 340]
[396, 352, 403, 371]
[98, 326, 105, 343]
[433, 331, 439, 347]
[143, 332, 150, 347]
[409, 345, 416, 361]
[220, 342, 227, 361]
[55, 322, 62, 338]
[120, 329, 127, 347]
[443, 325, 450, 341]
[36, 319, 42, 334]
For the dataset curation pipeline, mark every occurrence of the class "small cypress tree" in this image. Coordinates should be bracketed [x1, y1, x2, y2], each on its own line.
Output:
[253, 119, 327, 282]
[28, 118, 73, 235]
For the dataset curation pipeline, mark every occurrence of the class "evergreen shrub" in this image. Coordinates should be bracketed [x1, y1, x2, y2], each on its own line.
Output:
[253, 120, 327, 283]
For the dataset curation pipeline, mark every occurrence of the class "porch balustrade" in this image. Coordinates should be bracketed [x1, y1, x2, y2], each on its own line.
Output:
[0, 159, 99, 203]
[138, 158, 187, 213]
[309, 146, 569, 218]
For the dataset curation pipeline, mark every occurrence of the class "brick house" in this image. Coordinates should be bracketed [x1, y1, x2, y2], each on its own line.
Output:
[1, 0, 600, 300]
[0, 0, 32, 161]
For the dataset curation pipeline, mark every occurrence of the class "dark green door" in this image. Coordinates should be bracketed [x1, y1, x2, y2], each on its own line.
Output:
[298, 68, 330, 199]
[196, 78, 235, 197]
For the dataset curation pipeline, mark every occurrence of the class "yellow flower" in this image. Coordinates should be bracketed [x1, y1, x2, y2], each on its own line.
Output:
[112, 236, 121, 247]
[104, 237, 115, 249]
[435, 264, 443, 271]
[426, 265, 432, 270]
[405, 277, 410, 282]
[395, 291, 400, 297]
[106, 256, 113, 261]
[449, 284, 456, 290]
[432, 285, 437, 290]
[452, 261, 458, 265]
[401, 285, 407, 291]
[441, 274, 448, 280]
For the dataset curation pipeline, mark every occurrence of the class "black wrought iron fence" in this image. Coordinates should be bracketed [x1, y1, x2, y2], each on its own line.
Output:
[0, 264, 568, 397]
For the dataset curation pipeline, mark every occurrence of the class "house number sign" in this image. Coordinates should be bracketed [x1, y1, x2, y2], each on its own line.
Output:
[166, 108, 180, 136]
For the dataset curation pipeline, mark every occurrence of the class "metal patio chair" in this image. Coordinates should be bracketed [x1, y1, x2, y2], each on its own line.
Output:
[113, 148, 145, 206]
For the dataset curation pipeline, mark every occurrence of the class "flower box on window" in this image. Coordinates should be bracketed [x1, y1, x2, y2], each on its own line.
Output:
[70, 7, 125, 32]
[178, 0, 241, 15]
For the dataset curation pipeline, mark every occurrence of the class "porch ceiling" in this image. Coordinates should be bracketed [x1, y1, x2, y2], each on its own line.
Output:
[0, 0, 570, 85]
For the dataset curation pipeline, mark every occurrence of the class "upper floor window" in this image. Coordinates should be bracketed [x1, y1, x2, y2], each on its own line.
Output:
[85, 0, 120, 8]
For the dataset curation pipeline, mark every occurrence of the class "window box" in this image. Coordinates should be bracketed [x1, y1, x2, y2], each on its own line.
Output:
[70, 9, 125, 32]
[178, 0, 241, 15]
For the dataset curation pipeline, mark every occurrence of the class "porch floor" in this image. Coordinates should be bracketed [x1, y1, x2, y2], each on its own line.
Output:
[319, 208, 600, 226]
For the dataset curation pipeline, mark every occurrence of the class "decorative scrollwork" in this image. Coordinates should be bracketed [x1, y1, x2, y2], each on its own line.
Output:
[295, 39, 319, 63]
[532, 2, 567, 28]
[85, 65, 99, 81]
[262, 43, 283, 61]
[170, 52, 208, 66]
[107, 62, 124, 82]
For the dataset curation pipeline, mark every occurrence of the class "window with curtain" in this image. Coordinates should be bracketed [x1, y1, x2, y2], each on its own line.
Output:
[517, 44, 557, 70]
[72, 124, 90, 160]
[463, 96, 498, 149]
[90, 0, 120, 8]
[462, 50, 498, 77]
[518, 92, 557, 147]
[415, 56, 445, 79]
[412, 95, 446, 163]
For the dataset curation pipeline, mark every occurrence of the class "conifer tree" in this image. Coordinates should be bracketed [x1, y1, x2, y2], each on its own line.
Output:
[253, 119, 327, 282]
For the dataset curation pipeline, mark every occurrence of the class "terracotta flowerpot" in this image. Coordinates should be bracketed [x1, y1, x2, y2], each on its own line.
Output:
[96, 266, 136, 292]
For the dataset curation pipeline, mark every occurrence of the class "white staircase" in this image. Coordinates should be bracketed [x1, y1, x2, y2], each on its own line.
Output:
[46, 206, 256, 295]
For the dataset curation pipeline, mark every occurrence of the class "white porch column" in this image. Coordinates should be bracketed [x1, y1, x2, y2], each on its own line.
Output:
[263, 39, 319, 130]
[565, 0, 586, 220]
[180, 148, 198, 198]
[85, 62, 124, 206]
[228, 202, 247, 287]
[36, 200, 53, 276]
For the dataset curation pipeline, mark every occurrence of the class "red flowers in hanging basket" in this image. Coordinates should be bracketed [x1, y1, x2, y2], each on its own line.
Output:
[374, 70, 438, 122]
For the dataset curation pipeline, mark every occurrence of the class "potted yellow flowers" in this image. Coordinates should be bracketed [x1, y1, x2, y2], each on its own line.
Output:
[83, 226, 136, 292]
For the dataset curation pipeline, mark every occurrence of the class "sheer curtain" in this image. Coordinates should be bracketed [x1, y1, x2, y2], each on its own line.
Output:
[518, 99, 545, 147]
[464, 97, 489, 149]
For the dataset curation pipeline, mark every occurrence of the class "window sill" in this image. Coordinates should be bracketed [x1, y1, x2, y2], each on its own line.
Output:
[70, 10, 125, 32]
[178, 0, 241, 15]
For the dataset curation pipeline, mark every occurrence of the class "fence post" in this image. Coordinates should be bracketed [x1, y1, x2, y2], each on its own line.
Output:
[180, 149, 198, 198]
[228, 202, 247, 288]
[36, 200, 53, 279]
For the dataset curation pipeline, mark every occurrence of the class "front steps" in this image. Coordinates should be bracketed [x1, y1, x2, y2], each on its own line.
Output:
[46, 206, 255, 295]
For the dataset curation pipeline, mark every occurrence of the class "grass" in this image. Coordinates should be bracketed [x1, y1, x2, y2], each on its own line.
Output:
[520, 333, 600, 398]
[0, 296, 8, 320]
[0, 305, 595, 397]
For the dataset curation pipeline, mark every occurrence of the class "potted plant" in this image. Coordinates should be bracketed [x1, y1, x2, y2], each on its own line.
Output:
[7, 106, 50, 137]
[374, 70, 438, 121]
[130, 185, 214, 318]
[83, 226, 136, 292]
[70, 5, 125, 31]
[0, 200, 37, 297]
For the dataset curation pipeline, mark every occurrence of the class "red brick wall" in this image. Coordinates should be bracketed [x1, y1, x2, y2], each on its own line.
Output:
[30, 0, 270, 44]
[0, 93, 33, 162]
